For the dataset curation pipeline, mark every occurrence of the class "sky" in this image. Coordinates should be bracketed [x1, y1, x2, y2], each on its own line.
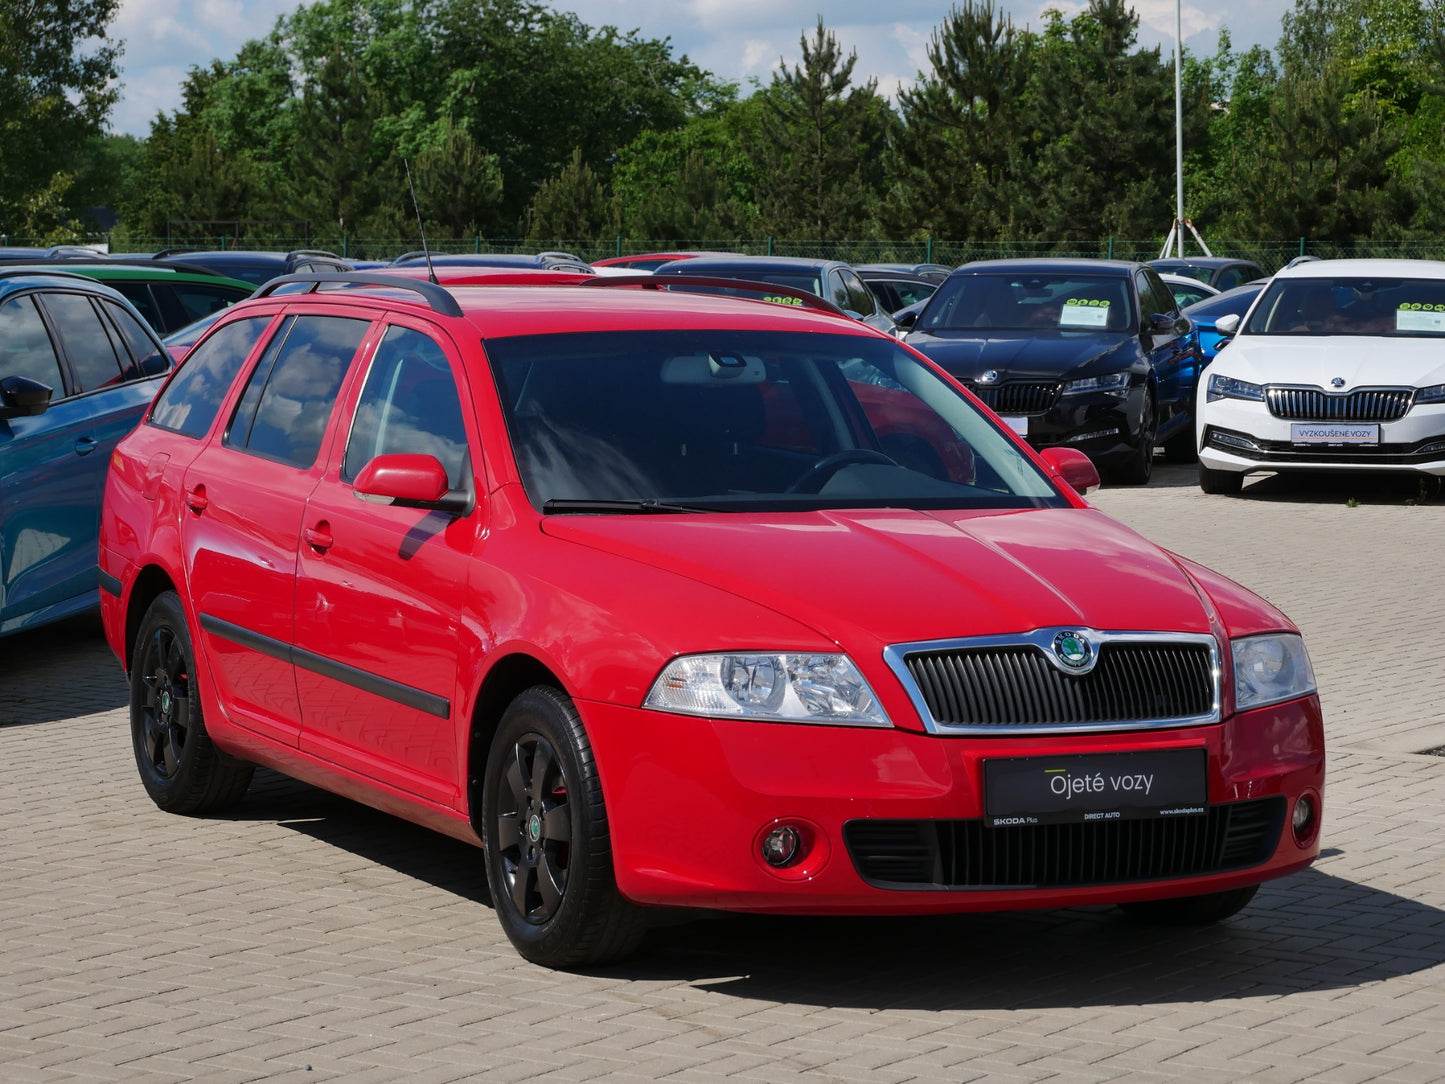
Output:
[108, 0, 1297, 137]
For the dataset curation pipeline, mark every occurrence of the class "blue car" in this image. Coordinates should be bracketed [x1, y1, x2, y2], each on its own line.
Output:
[0, 270, 171, 636]
[1182, 282, 1267, 365]
[904, 259, 1204, 484]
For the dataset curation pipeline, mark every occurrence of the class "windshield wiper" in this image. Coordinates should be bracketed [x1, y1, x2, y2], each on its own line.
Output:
[541, 498, 724, 515]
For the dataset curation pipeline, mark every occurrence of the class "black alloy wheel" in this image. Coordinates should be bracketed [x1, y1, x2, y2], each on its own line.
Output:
[483, 686, 645, 967]
[1107, 389, 1156, 485]
[130, 591, 253, 813]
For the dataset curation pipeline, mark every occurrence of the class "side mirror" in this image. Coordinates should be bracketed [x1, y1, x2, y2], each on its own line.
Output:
[1039, 446, 1101, 495]
[893, 309, 918, 330]
[0, 375, 54, 420]
[1214, 313, 1241, 337]
[1148, 312, 1177, 332]
[354, 453, 473, 514]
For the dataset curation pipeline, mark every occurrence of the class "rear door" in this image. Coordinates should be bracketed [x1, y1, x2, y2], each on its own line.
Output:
[293, 320, 479, 805]
[180, 310, 374, 746]
[0, 289, 167, 630]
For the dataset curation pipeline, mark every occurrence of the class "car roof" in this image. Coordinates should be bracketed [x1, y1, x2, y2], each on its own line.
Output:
[0, 260, 255, 290]
[1269, 257, 1445, 280]
[950, 258, 1138, 277]
[236, 275, 878, 340]
[654, 255, 844, 273]
[0, 267, 132, 301]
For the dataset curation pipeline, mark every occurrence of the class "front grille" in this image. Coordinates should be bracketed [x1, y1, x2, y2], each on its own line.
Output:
[844, 798, 1284, 888]
[1265, 386, 1412, 421]
[966, 382, 1061, 415]
[903, 641, 1215, 731]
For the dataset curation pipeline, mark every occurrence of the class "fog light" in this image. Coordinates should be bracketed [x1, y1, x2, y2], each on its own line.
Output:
[1292, 795, 1317, 841]
[761, 826, 802, 868]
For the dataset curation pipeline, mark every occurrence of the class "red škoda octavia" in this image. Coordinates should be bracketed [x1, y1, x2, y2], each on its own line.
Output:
[99, 273, 1324, 967]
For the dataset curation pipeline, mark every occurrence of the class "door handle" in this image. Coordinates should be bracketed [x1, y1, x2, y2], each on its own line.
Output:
[185, 486, 208, 513]
[74, 436, 98, 456]
[303, 524, 334, 552]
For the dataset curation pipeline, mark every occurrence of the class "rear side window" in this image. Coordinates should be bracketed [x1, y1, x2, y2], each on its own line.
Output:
[342, 326, 469, 488]
[150, 317, 269, 438]
[226, 315, 370, 468]
[43, 292, 126, 392]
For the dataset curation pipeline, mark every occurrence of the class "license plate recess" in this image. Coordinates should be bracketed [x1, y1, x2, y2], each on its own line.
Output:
[983, 748, 1207, 827]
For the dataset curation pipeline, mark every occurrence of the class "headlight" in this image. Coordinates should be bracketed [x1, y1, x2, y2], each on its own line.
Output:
[1207, 374, 1265, 402]
[1416, 383, 1445, 404]
[1062, 372, 1129, 396]
[645, 652, 891, 726]
[1232, 633, 1316, 711]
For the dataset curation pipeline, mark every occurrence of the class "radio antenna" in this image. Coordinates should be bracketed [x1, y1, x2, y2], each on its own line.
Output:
[403, 158, 439, 285]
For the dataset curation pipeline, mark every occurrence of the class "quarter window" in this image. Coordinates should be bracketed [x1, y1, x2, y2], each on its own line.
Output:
[0, 296, 66, 393]
[150, 316, 269, 438]
[100, 300, 168, 381]
[226, 315, 370, 468]
[342, 326, 469, 488]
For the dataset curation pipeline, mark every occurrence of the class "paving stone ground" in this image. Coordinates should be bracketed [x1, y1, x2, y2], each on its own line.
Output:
[2, 463, 1443, 1082]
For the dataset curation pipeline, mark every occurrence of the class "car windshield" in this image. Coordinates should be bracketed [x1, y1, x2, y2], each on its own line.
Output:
[486, 329, 1066, 513]
[1243, 277, 1445, 336]
[917, 273, 1134, 333]
[1151, 262, 1211, 284]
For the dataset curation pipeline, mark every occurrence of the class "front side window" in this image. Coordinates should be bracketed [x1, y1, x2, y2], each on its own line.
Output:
[489, 329, 1065, 512]
[920, 274, 1134, 333]
[100, 300, 168, 381]
[840, 269, 877, 317]
[226, 315, 369, 468]
[150, 316, 270, 438]
[1244, 277, 1445, 337]
[0, 296, 66, 393]
[343, 325, 469, 488]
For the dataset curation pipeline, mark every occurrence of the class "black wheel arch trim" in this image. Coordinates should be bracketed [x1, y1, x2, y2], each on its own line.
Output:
[99, 569, 123, 597]
[199, 612, 450, 719]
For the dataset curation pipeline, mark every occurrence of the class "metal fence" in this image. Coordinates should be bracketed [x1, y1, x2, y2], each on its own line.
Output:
[14, 233, 1445, 271]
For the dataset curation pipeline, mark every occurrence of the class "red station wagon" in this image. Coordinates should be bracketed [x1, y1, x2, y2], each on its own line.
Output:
[99, 272, 1325, 967]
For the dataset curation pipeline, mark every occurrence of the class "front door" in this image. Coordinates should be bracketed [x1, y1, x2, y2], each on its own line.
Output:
[294, 322, 480, 806]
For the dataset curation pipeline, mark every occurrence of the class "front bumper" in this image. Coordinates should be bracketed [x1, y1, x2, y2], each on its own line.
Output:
[991, 385, 1146, 471]
[1198, 397, 1445, 476]
[583, 696, 1324, 914]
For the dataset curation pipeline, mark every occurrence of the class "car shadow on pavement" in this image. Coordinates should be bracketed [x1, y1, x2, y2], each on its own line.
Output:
[1231, 470, 1441, 506]
[240, 769, 492, 907]
[614, 865, 1445, 1007]
[234, 773, 1445, 1005]
[0, 614, 126, 726]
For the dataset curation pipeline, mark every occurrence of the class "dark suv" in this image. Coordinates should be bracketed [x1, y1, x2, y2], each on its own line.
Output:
[142, 249, 354, 286]
[0, 269, 171, 635]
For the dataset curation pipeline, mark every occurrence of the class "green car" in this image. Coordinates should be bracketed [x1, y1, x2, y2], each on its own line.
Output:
[4, 261, 255, 336]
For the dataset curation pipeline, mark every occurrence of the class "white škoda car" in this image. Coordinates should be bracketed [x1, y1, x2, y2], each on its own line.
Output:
[1196, 258, 1445, 494]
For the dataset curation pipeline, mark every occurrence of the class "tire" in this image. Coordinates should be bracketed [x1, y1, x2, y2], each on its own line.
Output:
[1198, 464, 1244, 495]
[482, 685, 645, 968]
[1163, 425, 1197, 464]
[1118, 884, 1259, 925]
[130, 591, 254, 814]
[1104, 389, 1156, 485]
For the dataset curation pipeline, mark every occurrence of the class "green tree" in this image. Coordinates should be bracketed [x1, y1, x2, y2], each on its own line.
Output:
[890, 0, 1032, 238]
[0, 0, 121, 236]
[745, 18, 891, 240]
[524, 148, 618, 240]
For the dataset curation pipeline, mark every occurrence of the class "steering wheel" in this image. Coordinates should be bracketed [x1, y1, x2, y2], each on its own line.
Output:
[786, 448, 898, 493]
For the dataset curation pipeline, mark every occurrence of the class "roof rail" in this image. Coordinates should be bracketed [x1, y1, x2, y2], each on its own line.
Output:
[252, 272, 464, 317]
[0, 267, 103, 285]
[576, 274, 849, 318]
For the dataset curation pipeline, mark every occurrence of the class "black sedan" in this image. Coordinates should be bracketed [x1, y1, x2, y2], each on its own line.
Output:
[904, 259, 1203, 484]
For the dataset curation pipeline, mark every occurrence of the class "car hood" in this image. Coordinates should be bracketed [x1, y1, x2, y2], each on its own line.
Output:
[905, 331, 1134, 381]
[1213, 336, 1445, 389]
[541, 506, 1229, 651]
